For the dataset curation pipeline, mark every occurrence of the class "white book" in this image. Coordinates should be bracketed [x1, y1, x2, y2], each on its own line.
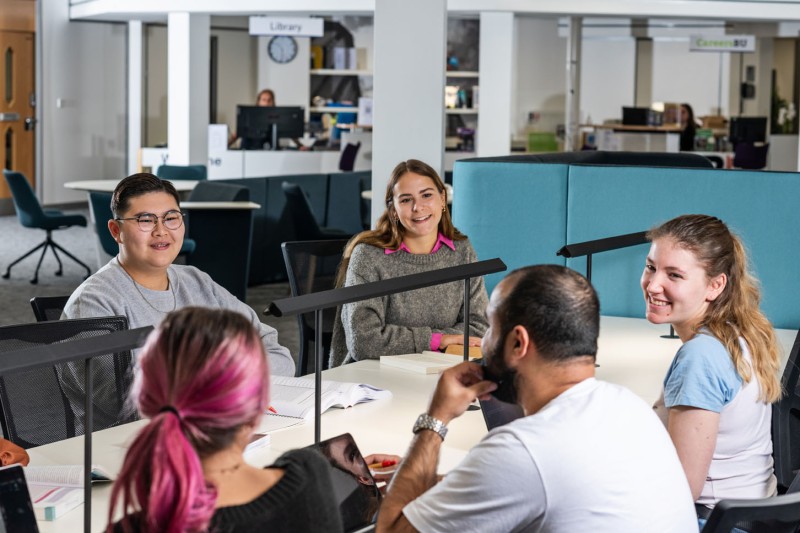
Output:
[379, 351, 463, 374]
[22, 464, 111, 521]
[267, 376, 392, 421]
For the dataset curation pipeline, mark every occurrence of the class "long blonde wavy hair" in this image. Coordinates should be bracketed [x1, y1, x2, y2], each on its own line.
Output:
[647, 214, 781, 403]
[335, 159, 465, 287]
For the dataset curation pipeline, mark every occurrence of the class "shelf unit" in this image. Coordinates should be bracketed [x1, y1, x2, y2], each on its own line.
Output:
[310, 69, 372, 77]
[310, 106, 359, 113]
[445, 70, 479, 78]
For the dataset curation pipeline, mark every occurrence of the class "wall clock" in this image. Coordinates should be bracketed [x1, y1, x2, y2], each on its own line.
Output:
[268, 36, 298, 64]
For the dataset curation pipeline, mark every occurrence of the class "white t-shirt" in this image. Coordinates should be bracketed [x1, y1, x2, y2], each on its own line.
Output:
[657, 333, 777, 506]
[403, 378, 696, 533]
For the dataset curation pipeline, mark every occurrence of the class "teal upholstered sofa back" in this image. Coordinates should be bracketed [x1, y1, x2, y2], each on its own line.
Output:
[453, 158, 800, 329]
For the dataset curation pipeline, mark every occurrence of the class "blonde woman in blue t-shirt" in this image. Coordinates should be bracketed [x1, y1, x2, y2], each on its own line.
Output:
[641, 214, 781, 527]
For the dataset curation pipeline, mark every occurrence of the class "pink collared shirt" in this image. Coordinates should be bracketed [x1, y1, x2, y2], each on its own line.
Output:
[385, 233, 456, 351]
[384, 233, 456, 255]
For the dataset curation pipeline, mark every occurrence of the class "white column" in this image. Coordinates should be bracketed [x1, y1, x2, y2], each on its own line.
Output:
[167, 13, 209, 166]
[564, 17, 582, 152]
[127, 20, 143, 175]
[372, 0, 446, 225]
[477, 12, 515, 157]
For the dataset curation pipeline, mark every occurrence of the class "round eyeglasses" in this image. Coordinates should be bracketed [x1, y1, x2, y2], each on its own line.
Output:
[115, 211, 185, 232]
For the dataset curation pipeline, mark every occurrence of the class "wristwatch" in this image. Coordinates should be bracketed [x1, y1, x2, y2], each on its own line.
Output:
[413, 413, 448, 441]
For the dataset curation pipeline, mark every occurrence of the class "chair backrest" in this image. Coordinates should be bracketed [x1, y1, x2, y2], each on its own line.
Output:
[156, 164, 208, 181]
[339, 142, 361, 172]
[188, 181, 249, 202]
[2, 170, 46, 228]
[0, 316, 137, 447]
[281, 239, 349, 374]
[29, 295, 71, 322]
[774, 329, 800, 491]
[282, 181, 326, 240]
[88, 191, 119, 256]
[733, 142, 770, 170]
[702, 491, 800, 533]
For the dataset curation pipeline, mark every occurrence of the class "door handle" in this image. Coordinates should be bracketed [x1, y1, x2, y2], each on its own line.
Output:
[24, 117, 36, 131]
[0, 113, 20, 122]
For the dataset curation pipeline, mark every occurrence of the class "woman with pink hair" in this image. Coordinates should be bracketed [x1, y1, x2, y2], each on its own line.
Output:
[109, 307, 342, 533]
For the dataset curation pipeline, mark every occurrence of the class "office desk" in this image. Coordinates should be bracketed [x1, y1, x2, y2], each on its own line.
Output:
[28, 316, 798, 531]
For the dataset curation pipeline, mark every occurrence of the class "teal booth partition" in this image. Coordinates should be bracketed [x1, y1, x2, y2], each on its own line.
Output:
[454, 155, 800, 329]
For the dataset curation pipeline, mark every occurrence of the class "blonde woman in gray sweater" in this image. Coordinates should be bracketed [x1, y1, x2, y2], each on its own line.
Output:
[329, 159, 488, 367]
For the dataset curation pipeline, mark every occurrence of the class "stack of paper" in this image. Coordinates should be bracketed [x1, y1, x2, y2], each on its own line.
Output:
[380, 351, 464, 374]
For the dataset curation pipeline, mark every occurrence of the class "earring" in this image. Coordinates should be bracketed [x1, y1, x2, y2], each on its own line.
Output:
[442, 205, 446, 212]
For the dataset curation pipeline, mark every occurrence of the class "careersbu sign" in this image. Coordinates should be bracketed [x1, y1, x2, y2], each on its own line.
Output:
[690, 35, 756, 53]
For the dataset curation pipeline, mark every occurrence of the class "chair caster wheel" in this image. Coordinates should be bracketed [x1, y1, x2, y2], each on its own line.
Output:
[55, 271, 63, 277]
[30, 279, 38, 285]
[2, 273, 9, 279]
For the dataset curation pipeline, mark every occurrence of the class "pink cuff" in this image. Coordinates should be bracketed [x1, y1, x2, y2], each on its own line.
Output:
[430, 333, 443, 352]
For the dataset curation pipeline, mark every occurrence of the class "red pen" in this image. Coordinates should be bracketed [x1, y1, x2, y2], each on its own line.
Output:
[268, 406, 278, 414]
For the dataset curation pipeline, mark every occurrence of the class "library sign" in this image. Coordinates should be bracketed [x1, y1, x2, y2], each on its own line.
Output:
[690, 35, 756, 53]
[249, 16, 324, 37]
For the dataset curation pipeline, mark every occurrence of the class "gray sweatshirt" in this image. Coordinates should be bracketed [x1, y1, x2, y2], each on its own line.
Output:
[62, 258, 295, 430]
[329, 240, 489, 367]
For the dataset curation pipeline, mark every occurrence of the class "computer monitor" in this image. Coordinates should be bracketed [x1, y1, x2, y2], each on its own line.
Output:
[729, 116, 768, 145]
[236, 105, 305, 150]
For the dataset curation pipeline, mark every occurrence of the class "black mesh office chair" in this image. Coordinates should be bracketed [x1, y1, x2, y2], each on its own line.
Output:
[281, 239, 349, 376]
[0, 316, 137, 447]
[774, 329, 800, 492]
[29, 295, 71, 322]
[282, 182, 352, 241]
[701, 490, 800, 533]
[733, 143, 770, 170]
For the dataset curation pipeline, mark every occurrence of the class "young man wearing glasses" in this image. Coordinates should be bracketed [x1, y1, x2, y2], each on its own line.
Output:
[63, 173, 295, 428]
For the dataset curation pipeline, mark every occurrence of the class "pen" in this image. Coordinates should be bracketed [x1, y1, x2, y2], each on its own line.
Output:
[369, 459, 397, 469]
[268, 406, 278, 414]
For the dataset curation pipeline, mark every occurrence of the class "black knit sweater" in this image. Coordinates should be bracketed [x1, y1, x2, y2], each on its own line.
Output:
[112, 448, 343, 533]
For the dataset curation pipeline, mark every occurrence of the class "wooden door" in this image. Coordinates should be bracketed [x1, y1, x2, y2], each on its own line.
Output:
[0, 30, 35, 198]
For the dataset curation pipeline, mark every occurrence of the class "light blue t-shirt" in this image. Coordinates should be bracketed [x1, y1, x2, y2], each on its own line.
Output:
[663, 333, 742, 413]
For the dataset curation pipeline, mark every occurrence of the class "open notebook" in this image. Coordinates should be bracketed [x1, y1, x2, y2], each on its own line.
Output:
[266, 376, 392, 421]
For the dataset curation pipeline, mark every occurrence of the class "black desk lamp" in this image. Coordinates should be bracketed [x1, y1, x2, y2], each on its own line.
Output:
[267, 258, 507, 444]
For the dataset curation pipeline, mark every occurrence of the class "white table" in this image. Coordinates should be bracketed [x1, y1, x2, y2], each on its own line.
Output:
[64, 180, 199, 194]
[28, 316, 798, 531]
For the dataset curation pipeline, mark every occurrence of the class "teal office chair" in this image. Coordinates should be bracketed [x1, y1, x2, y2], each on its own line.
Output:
[2, 170, 91, 284]
[88, 192, 196, 257]
[156, 164, 207, 181]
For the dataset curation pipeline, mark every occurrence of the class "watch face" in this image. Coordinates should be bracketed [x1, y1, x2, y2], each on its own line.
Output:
[268, 36, 298, 64]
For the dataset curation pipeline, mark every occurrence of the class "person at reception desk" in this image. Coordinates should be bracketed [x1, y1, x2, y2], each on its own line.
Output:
[109, 307, 343, 533]
[329, 159, 488, 367]
[680, 103, 697, 152]
[63, 173, 296, 413]
[377, 265, 696, 532]
[642, 215, 781, 527]
[256, 88, 275, 107]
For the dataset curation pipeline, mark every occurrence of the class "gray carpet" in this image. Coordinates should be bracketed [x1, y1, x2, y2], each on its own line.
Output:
[0, 208, 301, 362]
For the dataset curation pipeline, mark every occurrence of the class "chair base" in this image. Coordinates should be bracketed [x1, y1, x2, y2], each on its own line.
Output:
[3, 230, 91, 284]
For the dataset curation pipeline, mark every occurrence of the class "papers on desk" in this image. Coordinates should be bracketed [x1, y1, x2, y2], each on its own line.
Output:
[23, 464, 112, 521]
[380, 351, 464, 374]
[267, 376, 392, 421]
